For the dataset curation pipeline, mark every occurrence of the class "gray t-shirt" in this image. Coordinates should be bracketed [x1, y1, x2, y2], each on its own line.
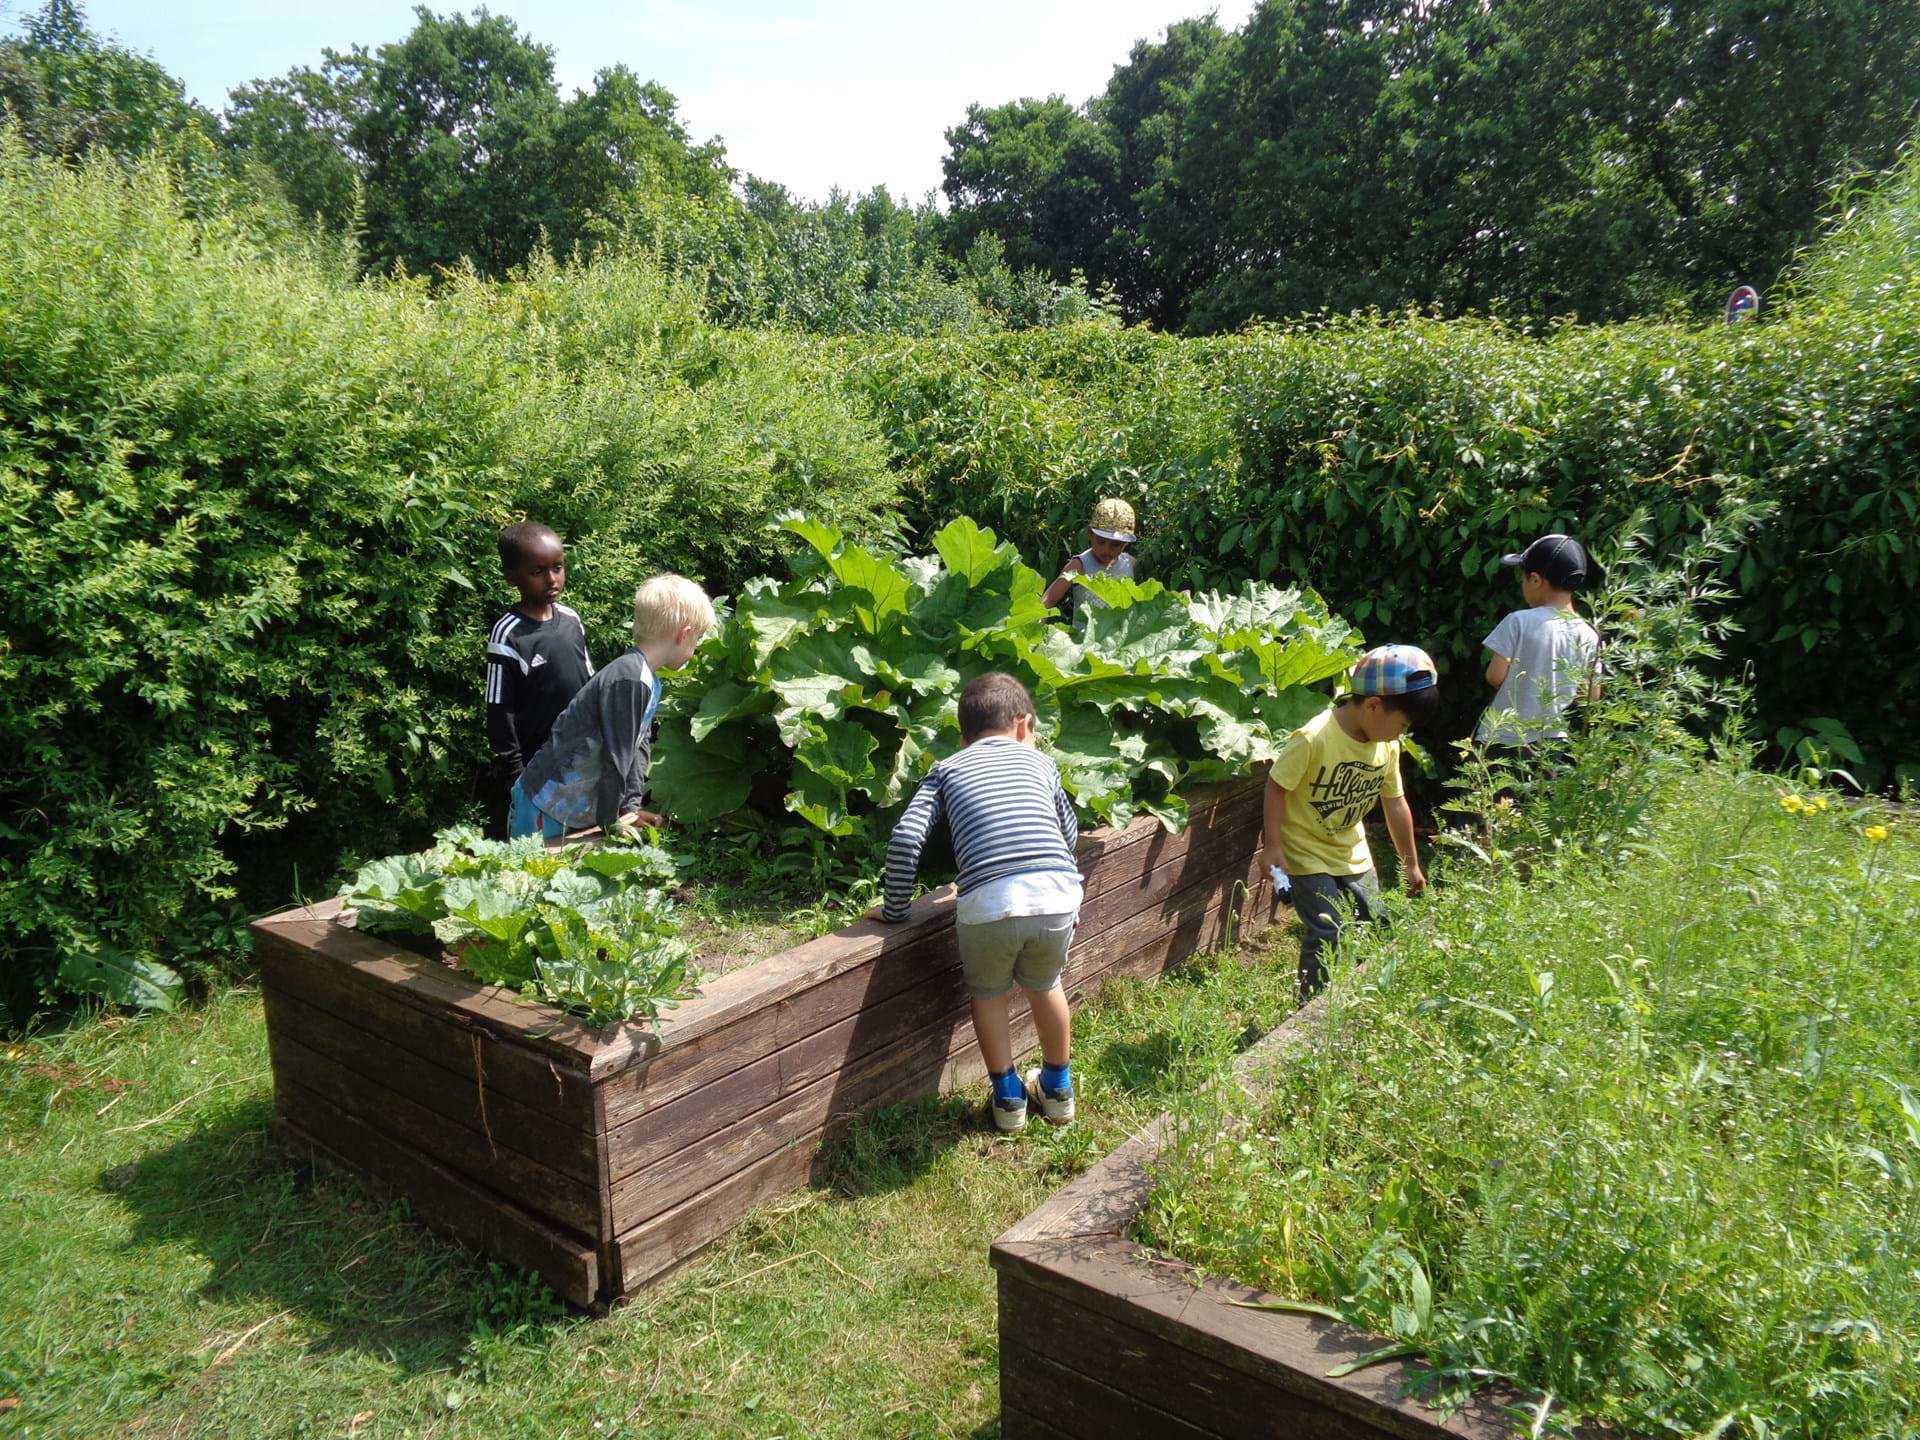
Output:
[1476, 606, 1599, 746]
[1064, 548, 1137, 629]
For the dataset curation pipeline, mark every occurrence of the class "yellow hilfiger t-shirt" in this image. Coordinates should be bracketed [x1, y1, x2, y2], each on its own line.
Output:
[1269, 707, 1404, 876]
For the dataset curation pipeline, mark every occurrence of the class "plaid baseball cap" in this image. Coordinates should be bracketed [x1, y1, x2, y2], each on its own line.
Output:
[1501, 533, 1589, 589]
[1350, 644, 1437, 696]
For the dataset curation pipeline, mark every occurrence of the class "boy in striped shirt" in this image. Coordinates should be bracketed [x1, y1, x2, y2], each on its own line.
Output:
[881, 673, 1082, 1133]
[485, 523, 592, 837]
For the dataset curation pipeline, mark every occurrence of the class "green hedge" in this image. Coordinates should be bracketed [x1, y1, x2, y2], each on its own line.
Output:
[0, 137, 895, 1017]
[851, 160, 1920, 783]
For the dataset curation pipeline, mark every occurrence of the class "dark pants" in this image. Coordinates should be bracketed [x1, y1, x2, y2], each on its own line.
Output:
[1292, 869, 1381, 999]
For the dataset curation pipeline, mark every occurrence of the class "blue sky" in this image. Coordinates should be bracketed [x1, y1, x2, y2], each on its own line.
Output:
[61, 1, 1254, 201]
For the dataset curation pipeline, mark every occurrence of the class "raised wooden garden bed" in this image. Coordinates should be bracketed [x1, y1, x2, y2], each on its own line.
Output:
[990, 997, 1575, 1440]
[254, 773, 1281, 1308]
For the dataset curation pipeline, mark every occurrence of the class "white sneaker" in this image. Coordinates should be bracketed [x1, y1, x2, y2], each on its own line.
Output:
[991, 1085, 1029, 1133]
[1023, 1067, 1075, 1126]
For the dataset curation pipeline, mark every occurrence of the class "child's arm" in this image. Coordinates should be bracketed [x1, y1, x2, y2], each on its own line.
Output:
[1261, 775, 1288, 874]
[1381, 793, 1425, 896]
[1484, 651, 1511, 689]
[1042, 556, 1086, 609]
[1053, 776, 1080, 855]
[880, 772, 946, 923]
[603, 669, 663, 829]
[1482, 612, 1517, 689]
[485, 645, 525, 781]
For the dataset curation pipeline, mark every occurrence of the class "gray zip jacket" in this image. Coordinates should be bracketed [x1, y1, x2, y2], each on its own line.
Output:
[517, 649, 658, 830]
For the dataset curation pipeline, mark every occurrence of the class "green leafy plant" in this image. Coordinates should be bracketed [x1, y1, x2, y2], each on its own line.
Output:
[650, 514, 1360, 845]
[338, 826, 695, 1026]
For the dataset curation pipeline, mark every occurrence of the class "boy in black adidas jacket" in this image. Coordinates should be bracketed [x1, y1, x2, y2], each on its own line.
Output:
[483, 522, 592, 837]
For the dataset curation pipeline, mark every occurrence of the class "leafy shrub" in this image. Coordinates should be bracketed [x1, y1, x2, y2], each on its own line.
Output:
[339, 827, 693, 1026]
[650, 515, 1360, 845]
[0, 135, 895, 1019]
[1143, 765, 1919, 1438]
[853, 148, 1920, 785]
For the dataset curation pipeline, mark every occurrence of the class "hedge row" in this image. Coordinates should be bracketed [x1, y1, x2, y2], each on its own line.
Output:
[0, 138, 896, 1016]
[849, 157, 1920, 783]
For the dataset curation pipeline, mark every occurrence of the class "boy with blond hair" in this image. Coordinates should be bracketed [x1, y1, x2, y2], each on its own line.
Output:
[510, 574, 715, 840]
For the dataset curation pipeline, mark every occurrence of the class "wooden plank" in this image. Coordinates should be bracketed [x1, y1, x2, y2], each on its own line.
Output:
[606, 851, 1270, 1186]
[259, 942, 594, 1128]
[1000, 1405, 1073, 1440]
[1079, 789, 1262, 910]
[599, 810, 1270, 1132]
[275, 1086, 599, 1308]
[586, 776, 1263, 1080]
[262, 986, 597, 1178]
[1001, 1273, 1369, 1440]
[1001, 1345, 1221, 1440]
[607, 866, 1279, 1296]
[268, 1032, 602, 1238]
[249, 913, 606, 1075]
[611, 1137, 820, 1295]
[1075, 814, 1263, 938]
[1000, 1241, 1534, 1440]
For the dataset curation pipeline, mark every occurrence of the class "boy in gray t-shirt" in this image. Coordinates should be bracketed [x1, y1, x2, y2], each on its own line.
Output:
[1476, 533, 1601, 749]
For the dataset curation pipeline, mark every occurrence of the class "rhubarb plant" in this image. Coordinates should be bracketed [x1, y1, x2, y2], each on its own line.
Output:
[650, 515, 1360, 842]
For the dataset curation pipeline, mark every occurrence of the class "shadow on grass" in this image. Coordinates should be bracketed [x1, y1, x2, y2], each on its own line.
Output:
[814, 1091, 980, 1200]
[102, 1095, 579, 1372]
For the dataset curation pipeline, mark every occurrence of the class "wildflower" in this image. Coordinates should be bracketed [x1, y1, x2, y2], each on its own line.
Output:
[1813, 794, 1830, 812]
[1863, 824, 1888, 843]
[1778, 794, 1805, 813]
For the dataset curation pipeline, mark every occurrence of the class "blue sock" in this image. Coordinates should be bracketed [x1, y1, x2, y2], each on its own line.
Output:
[1039, 1061, 1071, 1096]
[992, 1069, 1025, 1104]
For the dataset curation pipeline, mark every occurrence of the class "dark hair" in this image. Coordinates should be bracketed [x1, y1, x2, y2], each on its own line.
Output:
[959, 672, 1036, 741]
[499, 521, 561, 569]
[1376, 682, 1442, 729]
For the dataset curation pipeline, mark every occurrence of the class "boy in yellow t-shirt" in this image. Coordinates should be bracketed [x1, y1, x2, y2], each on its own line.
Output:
[1263, 644, 1437, 998]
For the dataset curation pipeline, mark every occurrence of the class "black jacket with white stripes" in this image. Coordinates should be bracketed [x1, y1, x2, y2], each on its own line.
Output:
[484, 605, 593, 783]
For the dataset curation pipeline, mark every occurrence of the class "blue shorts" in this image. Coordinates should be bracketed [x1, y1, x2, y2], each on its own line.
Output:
[507, 777, 568, 841]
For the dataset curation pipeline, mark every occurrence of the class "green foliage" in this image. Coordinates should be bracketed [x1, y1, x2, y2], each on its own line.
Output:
[0, 0, 212, 161]
[339, 825, 693, 1025]
[0, 134, 895, 1018]
[652, 514, 1359, 847]
[1144, 765, 1920, 1437]
[938, 0, 1920, 329]
[857, 149, 1920, 782]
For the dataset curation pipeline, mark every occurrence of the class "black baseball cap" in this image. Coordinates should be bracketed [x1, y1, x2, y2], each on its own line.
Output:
[1501, 533, 1589, 589]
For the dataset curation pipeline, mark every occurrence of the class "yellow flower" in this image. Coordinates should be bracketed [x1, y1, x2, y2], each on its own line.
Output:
[1779, 794, 1804, 813]
[1863, 824, 1889, 843]
[1813, 794, 1830, 812]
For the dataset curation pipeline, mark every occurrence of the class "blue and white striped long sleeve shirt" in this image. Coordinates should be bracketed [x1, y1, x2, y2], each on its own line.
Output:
[882, 737, 1081, 923]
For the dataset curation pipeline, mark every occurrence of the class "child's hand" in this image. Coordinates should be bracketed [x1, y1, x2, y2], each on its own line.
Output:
[617, 808, 667, 832]
[1402, 862, 1427, 897]
[1267, 864, 1292, 901]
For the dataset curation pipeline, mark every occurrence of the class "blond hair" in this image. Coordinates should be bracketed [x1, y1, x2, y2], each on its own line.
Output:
[631, 573, 716, 645]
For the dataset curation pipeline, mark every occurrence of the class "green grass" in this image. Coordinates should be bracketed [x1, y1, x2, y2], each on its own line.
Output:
[1143, 768, 1920, 1438]
[0, 927, 1299, 1439]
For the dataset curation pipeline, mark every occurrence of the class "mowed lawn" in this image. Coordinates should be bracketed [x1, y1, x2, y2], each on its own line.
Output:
[1, 930, 1301, 1440]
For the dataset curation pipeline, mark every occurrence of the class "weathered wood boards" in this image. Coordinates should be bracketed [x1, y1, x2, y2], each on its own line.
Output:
[256, 773, 1280, 1307]
[989, 997, 1607, 1440]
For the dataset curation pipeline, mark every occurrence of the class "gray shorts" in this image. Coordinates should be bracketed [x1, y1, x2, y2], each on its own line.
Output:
[955, 912, 1076, 1000]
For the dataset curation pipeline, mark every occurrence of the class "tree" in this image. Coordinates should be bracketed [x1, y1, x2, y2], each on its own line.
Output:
[222, 50, 369, 234]
[347, 6, 564, 277]
[938, 95, 1119, 281]
[0, 0, 210, 158]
